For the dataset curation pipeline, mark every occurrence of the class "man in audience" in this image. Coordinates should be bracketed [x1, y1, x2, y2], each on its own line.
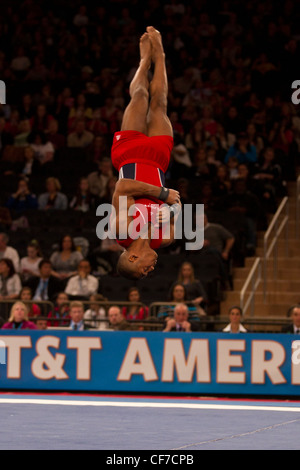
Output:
[64, 259, 99, 299]
[203, 213, 235, 262]
[163, 303, 198, 332]
[25, 259, 61, 302]
[282, 305, 300, 334]
[69, 300, 90, 330]
[108, 305, 131, 331]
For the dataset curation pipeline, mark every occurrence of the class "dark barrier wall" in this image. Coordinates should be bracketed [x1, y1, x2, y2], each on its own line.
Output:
[0, 331, 300, 396]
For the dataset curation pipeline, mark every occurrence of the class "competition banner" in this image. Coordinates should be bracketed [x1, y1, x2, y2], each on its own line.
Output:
[0, 330, 300, 396]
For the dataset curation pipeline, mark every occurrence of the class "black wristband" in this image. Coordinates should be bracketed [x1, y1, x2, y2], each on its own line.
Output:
[158, 187, 169, 202]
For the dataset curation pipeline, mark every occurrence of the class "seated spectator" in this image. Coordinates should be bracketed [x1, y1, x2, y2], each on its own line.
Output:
[170, 132, 193, 179]
[10, 46, 31, 79]
[176, 261, 207, 307]
[0, 232, 20, 272]
[253, 146, 286, 198]
[18, 93, 34, 120]
[121, 287, 149, 321]
[87, 157, 114, 201]
[50, 234, 84, 281]
[35, 316, 48, 330]
[87, 109, 109, 140]
[25, 259, 62, 302]
[84, 293, 108, 330]
[29, 103, 54, 133]
[108, 305, 131, 331]
[245, 122, 265, 155]
[0, 258, 22, 300]
[14, 119, 32, 147]
[88, 135, 109, 165]
[47, 292, 70, 327]
[213, 164, 231, 198]
[268, 117, 294, 158]
[45, 119, 66, 150]
[64, 259, 99, 299]
[16, 145, 41, 178]
[69, 300, 90, 331]
[5, 178, 38, 212]
[38, 177, 68, 210]
[19, 286, 41, 317]
[69, 177, 96, 212]
[226, 156, 239, 180]
[282, 305, 300, 334]
[68, 93, 93, 131]
[158, 282, 206, 320]
[28, 130, 55, 166]
[191, 147, 217, 182]
[1, 301, 37, 330]
[163, 303, 199, 332]
[67, 118, 94, 148]
[224, 132, 257, 165]
[222, 306, 247, 333]
[20, 240, 43, 281]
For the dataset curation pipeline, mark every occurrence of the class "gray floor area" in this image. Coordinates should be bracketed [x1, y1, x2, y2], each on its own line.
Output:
[1, 395, 300, 450]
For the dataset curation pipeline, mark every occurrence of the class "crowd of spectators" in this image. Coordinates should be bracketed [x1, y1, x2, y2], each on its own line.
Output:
[0, 0, 300, 330]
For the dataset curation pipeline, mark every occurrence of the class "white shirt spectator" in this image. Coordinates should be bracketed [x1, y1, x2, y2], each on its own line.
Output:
[84, 307, 108, 330]
[0, 273, 22, 297]
[0, 246, 20, 273]
[65, 274, 99, 297]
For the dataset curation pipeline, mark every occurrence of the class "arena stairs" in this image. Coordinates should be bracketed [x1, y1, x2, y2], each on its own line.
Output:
[220, 180, 300, 330]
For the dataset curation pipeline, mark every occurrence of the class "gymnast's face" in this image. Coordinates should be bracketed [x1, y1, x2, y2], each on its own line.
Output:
[135, 251, 158, 278]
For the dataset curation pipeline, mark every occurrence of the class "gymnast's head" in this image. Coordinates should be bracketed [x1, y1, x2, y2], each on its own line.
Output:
[117, 248, 158, 280]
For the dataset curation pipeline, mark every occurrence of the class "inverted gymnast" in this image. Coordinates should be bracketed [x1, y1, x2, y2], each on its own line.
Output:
[110, 26, 181, 279]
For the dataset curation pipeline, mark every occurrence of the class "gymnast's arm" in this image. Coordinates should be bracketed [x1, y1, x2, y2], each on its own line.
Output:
[159, 202, 182, 247]
[113, 178, 180, 205]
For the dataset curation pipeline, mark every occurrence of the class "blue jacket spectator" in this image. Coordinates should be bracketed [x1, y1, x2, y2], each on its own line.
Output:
[6, 179, 38, 212]
[225, 132, 257, 164]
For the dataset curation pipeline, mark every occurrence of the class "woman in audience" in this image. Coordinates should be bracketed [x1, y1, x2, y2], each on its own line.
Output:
[0, 258, 22, 300]
[176, 261, 207, 309]
[222, 305, 247, 333]
[19, 286, 41, 317]
[158, 282, 206, 320]
[47, 292, 70, 327]
[1, 301, 37, 329]
[69, 177, 96, 212]
[20, 240, 43, 281]
[50, 234, 83, 280]
[121, 287, 148, 321]
[38, 177, 68, 210]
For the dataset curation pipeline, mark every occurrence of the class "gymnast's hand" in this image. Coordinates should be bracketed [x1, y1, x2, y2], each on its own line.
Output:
[166, 189, 181, 205]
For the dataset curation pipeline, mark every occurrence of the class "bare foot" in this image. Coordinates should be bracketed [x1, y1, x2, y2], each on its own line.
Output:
[146, 26, 164, 61]
[139, 32, 152, 68]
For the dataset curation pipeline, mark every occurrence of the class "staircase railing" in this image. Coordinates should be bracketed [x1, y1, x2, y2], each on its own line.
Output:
[263, 197, 289, 301]
[240, 257, 261, 318]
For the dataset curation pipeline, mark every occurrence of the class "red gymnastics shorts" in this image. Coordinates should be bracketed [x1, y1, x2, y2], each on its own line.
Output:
[111, 130, 173, 186]
[111, 131, 174, 249]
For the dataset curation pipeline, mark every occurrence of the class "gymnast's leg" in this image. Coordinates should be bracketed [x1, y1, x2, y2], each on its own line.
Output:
[120, 33, 151, 135]
[146, 26, 173, 138]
